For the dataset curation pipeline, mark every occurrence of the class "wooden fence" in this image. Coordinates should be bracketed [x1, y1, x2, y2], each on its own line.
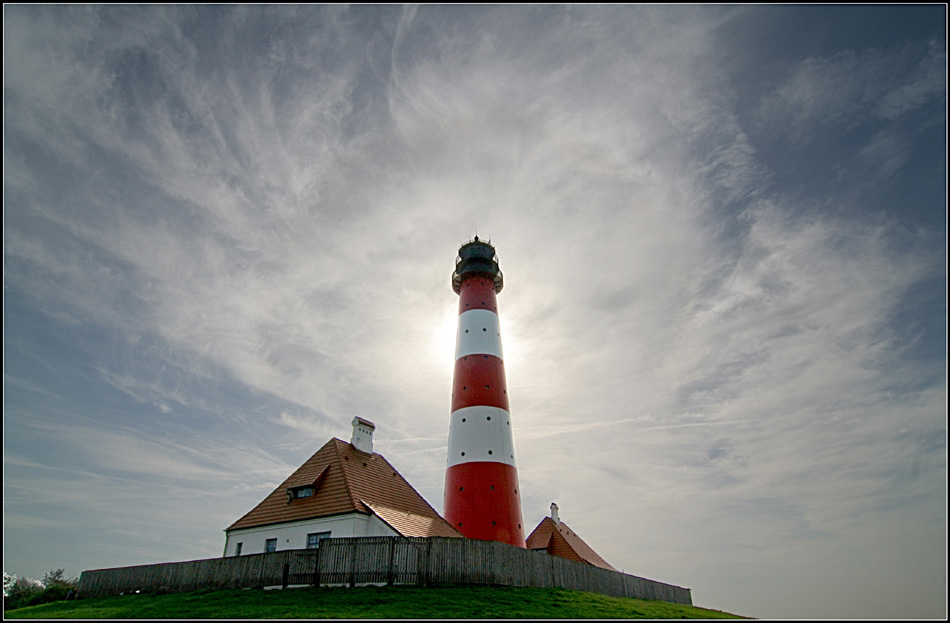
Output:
[77, 537, 691, 605]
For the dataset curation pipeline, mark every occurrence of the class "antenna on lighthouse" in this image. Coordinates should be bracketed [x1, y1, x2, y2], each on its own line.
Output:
[443, 236, 524, 548]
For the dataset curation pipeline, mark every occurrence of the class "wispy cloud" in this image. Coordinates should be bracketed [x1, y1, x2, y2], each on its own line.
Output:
[756, 38, 945, 140]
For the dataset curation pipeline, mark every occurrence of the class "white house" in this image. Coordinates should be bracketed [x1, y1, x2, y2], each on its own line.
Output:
[223, 418, 461, 556]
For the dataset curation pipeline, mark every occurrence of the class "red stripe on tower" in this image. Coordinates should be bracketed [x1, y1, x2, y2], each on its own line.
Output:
[444, 237, 526, 548]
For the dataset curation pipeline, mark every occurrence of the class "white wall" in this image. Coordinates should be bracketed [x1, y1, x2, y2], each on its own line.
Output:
[223, 513, 398, 556]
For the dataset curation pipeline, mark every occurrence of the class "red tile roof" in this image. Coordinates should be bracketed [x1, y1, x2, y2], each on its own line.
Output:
[525, 516, 617, 571]
[226, 438, 462, 538]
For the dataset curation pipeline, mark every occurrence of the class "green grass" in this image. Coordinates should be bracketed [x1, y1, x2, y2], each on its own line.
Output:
[5, 585, 746, 619]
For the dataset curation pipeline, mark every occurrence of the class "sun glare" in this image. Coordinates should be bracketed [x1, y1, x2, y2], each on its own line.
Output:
[426, 295, 527, 390]
[430, 301, 460, 368]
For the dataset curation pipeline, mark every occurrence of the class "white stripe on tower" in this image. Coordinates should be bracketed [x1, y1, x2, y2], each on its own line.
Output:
[455, 309, 503, 360]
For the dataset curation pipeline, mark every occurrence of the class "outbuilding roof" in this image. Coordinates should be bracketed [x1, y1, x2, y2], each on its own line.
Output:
[226, 437, 462, 539]
[525, 516, 617, 571]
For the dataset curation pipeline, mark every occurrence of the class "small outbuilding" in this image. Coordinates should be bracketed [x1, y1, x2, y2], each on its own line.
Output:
[525, 503, 618, 571]
[223, 418, 461, 556]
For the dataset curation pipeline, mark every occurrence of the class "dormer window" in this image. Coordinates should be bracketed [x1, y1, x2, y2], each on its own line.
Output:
[285, 465, 329, 503]
[287, 485, 315, 502]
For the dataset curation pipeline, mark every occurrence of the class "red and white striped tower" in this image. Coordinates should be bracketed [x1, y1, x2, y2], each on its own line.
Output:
[444, 237, 526, 548]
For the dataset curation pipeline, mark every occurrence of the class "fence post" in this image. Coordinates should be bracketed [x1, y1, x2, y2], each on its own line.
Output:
[348, 540, 357, 588]
[419, 539, 427, 587]
[313, 543, 322, 588]
[387, 538, 396, 586]
[281, 563, 289, 589]
[489, 542, 496, 586]
[257, 554, 266, 589]
[422, 538, 433, 586]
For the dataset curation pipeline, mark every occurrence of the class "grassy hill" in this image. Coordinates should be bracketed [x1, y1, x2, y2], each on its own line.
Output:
[5, 585, 746, 619]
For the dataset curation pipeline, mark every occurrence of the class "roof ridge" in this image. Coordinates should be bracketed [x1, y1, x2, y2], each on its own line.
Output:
[225, 438, 338, 531]
[373, 453, 447, 519]
[360, 498, 400, 534]
[556, 520, 617, 571]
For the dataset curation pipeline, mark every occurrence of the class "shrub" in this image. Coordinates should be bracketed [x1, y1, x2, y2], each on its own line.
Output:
[3, 573, 44, 610]
[23, 584, 75, 608]
[3, 569, 77, 610]
[42, 569, 76, 588]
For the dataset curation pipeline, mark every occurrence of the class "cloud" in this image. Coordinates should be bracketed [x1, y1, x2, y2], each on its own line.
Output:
[876, 38, 946, 120]
[756, 38, 945, 141]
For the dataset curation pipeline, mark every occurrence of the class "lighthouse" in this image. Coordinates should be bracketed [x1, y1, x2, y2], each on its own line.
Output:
[443, 237, 526, 548]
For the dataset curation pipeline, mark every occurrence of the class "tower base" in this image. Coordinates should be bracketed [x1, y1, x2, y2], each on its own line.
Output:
[444, 461, 526, 548]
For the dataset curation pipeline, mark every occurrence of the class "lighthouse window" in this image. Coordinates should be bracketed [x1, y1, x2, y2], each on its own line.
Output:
[486, 416, 491, 420]
[461, 452, 465, 456]
[482, 328, 487, 332]
[488, 450, 493, 455]
[461, 418, 466, 422]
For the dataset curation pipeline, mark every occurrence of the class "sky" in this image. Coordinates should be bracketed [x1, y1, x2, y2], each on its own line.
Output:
[2, 5, 946, 619]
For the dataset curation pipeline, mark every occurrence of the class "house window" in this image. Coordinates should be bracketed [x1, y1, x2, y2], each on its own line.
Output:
[235, 542, 243, 556]
[265, 538, 277, 553]
[307, 532, 331, 549]
[296, 487, 314, 498]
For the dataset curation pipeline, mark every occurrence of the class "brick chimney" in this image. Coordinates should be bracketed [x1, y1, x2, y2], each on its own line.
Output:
[351, 417, 375, 454]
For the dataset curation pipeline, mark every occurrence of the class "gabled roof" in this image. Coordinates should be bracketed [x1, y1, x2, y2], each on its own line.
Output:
[525, 516, 617, 571]
[226, 438, 462, 539]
